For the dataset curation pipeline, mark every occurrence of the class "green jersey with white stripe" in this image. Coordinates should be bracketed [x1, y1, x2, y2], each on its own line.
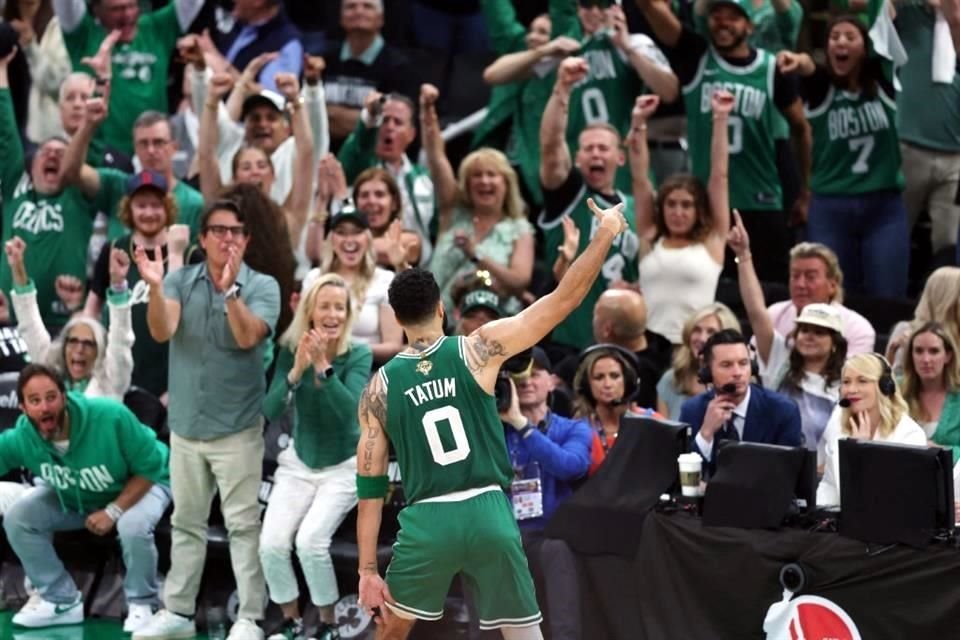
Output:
[682, 48, 782, 211]
[381, 336, 512, 504]
[807, 82, 903, 195]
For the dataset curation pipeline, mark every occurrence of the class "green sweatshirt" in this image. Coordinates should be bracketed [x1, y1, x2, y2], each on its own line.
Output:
[931, 391, 960, 466]
[0, 392, 170, 513]
[263, 343, 373, 470]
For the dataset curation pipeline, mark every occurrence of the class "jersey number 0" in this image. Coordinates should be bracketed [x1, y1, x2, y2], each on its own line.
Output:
[422, 405, 471, 466]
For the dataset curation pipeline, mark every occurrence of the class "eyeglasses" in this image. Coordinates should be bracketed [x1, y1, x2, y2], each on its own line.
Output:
[65, 337, 97, 350]
[204, 224, 247, 238]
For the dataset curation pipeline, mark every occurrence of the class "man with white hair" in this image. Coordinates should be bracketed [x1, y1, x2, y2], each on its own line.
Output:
[320, 0, 417, 147]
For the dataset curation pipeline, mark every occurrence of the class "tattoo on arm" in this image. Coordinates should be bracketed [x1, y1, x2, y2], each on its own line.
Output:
[358, 375, 388, 475]
[464, 332, 507, 374]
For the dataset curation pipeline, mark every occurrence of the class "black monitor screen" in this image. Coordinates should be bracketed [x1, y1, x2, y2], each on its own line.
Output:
[703, 442, 815, 529]
[839, 439, 954, 547]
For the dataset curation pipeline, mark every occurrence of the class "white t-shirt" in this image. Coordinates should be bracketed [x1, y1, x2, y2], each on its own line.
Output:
[816, 409, 927, 506]
[351, 268, 395, 346]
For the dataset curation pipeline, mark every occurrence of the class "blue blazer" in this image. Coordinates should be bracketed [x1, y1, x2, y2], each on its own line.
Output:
[679, 384, 802, 464]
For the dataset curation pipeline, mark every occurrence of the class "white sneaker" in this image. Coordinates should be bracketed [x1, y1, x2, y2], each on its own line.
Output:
[131, 609, 197, 640]
[124, 603, 157, 633]
[228, 618, 265, 640]
[11, 593, 83, 628]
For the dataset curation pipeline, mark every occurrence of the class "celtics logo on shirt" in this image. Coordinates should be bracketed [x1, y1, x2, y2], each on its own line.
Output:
[113, 49, 159, 84]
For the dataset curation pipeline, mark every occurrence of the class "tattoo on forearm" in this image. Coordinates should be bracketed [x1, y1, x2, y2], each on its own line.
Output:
[358, 377, 388, 475]
[464, 333, 506, 373]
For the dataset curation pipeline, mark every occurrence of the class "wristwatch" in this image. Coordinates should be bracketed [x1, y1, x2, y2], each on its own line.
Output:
[224, 284, 241, 301]
[315, 365, 335, 381]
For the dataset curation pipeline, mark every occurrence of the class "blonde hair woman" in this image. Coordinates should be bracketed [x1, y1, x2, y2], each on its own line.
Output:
[887, 267, 960, 372]
[260, 274, 373, 640]
[817, 353, 927, 506]
[305, 207, 404, 365]
[421, 83, 534, 315]
[656, 303, 741, 420]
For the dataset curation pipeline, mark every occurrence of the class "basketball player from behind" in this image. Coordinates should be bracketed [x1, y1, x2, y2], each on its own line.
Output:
[354, 199, 628, 639]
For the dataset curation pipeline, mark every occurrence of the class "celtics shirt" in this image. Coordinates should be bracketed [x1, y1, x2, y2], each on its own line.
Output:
[0, 91, 102, 329]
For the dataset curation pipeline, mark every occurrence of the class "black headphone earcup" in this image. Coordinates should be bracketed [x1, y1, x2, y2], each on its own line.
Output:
[698, 365, 712, 385]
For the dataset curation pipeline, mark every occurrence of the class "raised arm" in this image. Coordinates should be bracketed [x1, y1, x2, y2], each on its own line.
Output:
[135, 246, 181, 343]
[464, 200, 629, 392]
[356, 371, 393, 618]
[627, 95, 660, 248]
[553, 215, 581, 281]
[705, 89, 733, 264]
[304, 55, 331, 166]
[776, 51, 816, 77]
[104, 249, 135, 397]
[61, 95, 107, 198]
[609, 5, 679, 102]
[5, 239, 53, 365]
[276, 72, 314, 248]
[483, 36, 581, 86]
[198, 73, 235, 203]
[225, 51, 278, 122]
[540, 57, 586, 191]
[728, 211, 775, 363]
[419, 84, 458, 234]
[634, 0, 683, 48]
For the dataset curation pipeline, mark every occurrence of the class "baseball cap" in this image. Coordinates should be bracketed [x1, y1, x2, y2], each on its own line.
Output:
[531, 346, 552, 372]
[460, 289, 503, 318]
[797, 303, 843, 334]
[707, 0, 751, 19]
[325, 201, 369, 234]
[125, 170, 168, 196]
[240, 89, 285, 121]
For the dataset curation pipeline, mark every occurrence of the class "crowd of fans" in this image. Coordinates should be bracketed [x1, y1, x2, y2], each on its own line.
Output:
[0, 0, 957, 638]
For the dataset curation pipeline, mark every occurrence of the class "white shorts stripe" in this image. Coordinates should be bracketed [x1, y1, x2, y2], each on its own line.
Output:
[478, 612, 544, 630]
[386, 600, 443, 621]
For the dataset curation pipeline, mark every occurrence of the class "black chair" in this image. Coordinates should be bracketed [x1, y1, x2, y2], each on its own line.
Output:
[123, 387, 168, 443]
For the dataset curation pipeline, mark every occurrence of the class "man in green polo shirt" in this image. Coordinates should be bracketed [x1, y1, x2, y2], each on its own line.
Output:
[134, 200, 279, 640]
[62, 99, 204, 242]
[53, 0, 205, 155]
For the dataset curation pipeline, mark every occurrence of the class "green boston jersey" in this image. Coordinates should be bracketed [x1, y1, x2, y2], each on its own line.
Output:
[0, 90, 100, 330]
[682, 48, 782, 211]
[538, 180, 640, 350]
[382, 336, 512, 504]
[65, 4, 182, 155]
[807, 83, 904, 195]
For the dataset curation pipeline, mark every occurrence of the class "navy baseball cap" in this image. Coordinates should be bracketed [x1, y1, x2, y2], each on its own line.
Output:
[125, 170, 168, 196]
[325, 201, 370, 234]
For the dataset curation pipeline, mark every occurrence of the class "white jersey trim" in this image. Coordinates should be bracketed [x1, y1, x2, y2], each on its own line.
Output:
[415, 484, 501, 504]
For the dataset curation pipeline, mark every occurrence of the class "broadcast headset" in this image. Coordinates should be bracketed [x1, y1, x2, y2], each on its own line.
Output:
[575, 343, 640, 406]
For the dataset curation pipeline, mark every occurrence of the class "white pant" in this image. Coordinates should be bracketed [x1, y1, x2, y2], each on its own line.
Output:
[0, 481, 31, 514]
[259, 445, 358, 606]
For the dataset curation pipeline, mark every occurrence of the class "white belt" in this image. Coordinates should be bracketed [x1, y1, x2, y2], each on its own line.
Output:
[416, 484, 500, 504]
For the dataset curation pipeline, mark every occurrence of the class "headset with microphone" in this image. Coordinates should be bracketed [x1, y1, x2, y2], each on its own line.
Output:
[696, 330, 760, 389]
[575, 343, 640, 407]
[838, 353, 896, 408]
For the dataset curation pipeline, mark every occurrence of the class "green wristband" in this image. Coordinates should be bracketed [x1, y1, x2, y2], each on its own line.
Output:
[356, 474, 389, 499]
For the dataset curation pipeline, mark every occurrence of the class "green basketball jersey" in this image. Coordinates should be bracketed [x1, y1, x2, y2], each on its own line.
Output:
[807, 84, 904, 195]
[382, 336, 512, 504]
[565, 32, 646, 152]
[538, 185, 640, 350]
[682, 48, 783, 211]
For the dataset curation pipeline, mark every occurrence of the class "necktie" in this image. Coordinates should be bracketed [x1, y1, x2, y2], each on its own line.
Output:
[720, 416, 740, 442]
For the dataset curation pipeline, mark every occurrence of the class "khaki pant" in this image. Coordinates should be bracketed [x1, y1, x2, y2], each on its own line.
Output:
[164, 425, 266, 619]
[901, 142, 960, 253]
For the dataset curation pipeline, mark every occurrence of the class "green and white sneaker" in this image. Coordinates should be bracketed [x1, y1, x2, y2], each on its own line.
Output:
[11, 592, 83, 628]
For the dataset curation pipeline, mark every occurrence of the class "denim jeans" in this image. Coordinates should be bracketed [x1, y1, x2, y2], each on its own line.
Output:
[807, 190, 909, 298]
[4, 484, 171, 605]
[411, 2, 490, 54]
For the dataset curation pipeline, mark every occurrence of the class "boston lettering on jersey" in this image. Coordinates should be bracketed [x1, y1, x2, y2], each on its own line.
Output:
[404, 377, 456, 408]
[825, 101, 890, 141]
[698, 81, 767, 118]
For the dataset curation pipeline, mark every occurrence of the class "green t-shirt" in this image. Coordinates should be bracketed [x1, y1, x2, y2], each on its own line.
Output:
[895, 2, 960, 152]
[64, 4, 182, 155]
[382, 336, 513, 503]
[682, 48, 782, 211]
[98, 170, 204, 241]
[538, 172, 640, 350]
[0, 90, 101, 330]
[807, 69, 904, 195]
